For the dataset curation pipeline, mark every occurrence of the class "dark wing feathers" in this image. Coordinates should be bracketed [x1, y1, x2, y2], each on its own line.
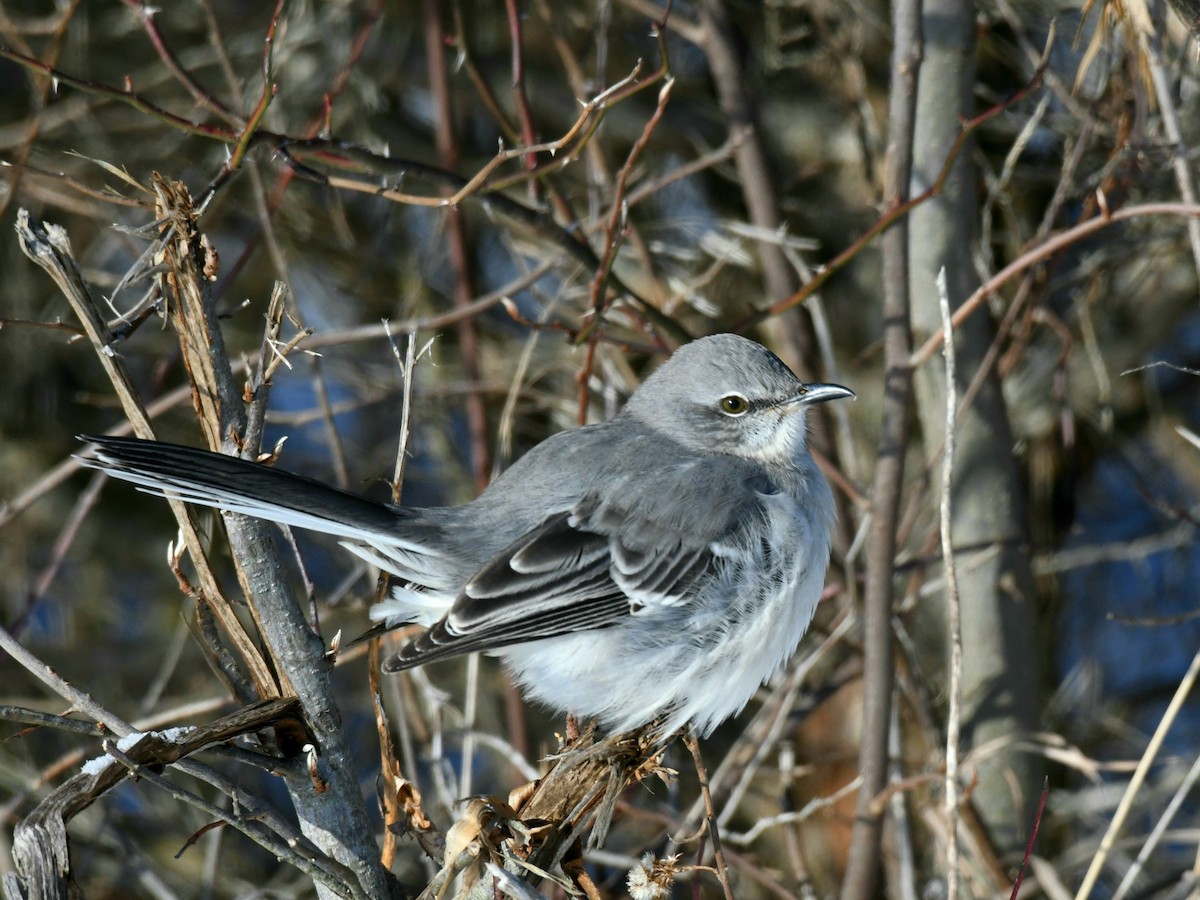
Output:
[383, 590, 628, 670]
[506, 514, 609, 574]
[386, 486, 746, 669]
[387, 511, 628, 671]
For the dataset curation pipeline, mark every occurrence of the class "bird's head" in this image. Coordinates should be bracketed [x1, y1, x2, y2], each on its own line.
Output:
[621, 333, 854, 466]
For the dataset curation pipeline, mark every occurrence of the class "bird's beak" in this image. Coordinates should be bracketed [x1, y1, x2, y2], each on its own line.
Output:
[790, 382, 855, 406]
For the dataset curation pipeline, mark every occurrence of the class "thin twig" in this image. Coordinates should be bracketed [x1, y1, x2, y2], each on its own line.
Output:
[0, 617, 134, 737]
[504, 0, 540, 203]
[1111, 753, 1200, 900]
[286, 55, 653, 209]
[888, 704, 919, 900]
[1009, 779, 1048, 900]
[0, 45, 238, 141]
[576, 74, 676, 345]
[724, 777, 862, 846]
[742, 44, 1050, 329]
[716, 613, 855, 830]
[121, 0, 243, 126]
[13, 469, 104, 635]
[1134, 3, 1200, 289]
[684, 731, 735, 900]
[1074, 646, 1200, 899]
[101, 739, 359, 899]
[937, 267, 962, 900]
[423, 0, 490, 491]
[910, 202, 1200, 368]
[387, 328, 422, 496]
[0, 0, 84, 223]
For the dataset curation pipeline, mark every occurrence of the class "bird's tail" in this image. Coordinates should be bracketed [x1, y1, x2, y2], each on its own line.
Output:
[78, 435, 432, 556]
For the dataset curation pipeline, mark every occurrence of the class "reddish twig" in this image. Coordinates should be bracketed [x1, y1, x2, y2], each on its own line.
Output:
[121, 0, 243, 126]
[738, 57, 1048, 331]
[576, 74, 675, 347]
[1009, 779, 1049, 900]
[212, 0, 384, 293]
[505, 0, 541, 203]
[0, 45, 238, 141]
[226, 0, 283, 172]
[910, 201, 1200, 368]
[423, 0, 491, 490]
[0, 0, 84, 222]
[570, 69, 675, 417]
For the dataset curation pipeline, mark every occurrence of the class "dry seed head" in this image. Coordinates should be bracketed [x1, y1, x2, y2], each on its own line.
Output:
[626, 852, 682, 900]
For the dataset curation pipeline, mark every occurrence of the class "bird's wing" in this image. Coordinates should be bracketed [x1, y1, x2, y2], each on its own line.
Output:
[382, 464, 763, 671]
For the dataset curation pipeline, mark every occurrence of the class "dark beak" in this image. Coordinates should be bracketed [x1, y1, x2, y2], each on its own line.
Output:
[795, 383, 855, 405]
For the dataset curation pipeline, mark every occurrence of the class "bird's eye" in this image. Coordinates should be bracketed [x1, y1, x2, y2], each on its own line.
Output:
[719, 394, 749, 416]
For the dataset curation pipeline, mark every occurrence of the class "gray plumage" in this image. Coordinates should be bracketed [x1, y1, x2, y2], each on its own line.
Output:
[80, 333, 853, 737]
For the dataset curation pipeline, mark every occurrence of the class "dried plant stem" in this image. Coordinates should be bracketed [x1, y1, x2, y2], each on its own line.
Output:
[15, 210, 276, 695]
[1134, 5, 1200, 288]
[937, 267, 962, 900]
[1074, 646, 1200, 899]
[1111, 752, 1200, 900]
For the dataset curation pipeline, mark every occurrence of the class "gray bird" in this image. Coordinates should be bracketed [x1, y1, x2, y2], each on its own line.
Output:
[81, 333, 853, 737]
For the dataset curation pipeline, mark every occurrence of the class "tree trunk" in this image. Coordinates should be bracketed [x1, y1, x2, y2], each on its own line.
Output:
[907, 0, 1042, 861]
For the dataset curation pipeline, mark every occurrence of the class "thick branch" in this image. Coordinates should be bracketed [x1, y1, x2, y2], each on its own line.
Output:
[840, 0, 922, 895]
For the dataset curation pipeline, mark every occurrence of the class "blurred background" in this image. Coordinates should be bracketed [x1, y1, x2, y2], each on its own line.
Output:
[3, 0, 1200, 897]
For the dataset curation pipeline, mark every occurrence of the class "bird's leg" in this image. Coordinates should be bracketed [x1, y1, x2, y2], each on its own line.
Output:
[683, 729, 735, 900]
[565, 712, 581, 742]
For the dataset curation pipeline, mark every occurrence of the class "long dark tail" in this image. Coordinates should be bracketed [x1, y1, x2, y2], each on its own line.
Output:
[79, 435, 420, 548]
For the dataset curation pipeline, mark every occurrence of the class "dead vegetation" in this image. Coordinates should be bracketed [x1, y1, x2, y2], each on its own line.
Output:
[3, 1, 1200, 898]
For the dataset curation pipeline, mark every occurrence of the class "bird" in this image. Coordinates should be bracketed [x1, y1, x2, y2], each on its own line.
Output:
[80, 333, 853, 738]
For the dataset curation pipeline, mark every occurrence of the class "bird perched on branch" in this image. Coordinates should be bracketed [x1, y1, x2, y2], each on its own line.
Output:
[81, 333, 852, 738]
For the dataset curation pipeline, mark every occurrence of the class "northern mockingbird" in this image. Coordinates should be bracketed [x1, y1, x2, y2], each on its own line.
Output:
[82, 333, 852, 737]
